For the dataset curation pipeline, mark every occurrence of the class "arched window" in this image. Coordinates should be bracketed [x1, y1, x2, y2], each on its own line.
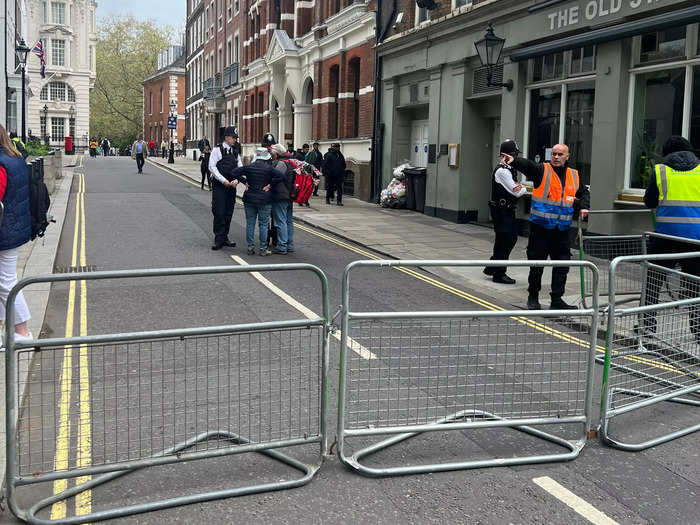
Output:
[40, 81, 76, 102]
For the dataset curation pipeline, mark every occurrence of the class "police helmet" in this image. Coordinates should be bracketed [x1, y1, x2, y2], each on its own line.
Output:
[499, 139, 520, 156]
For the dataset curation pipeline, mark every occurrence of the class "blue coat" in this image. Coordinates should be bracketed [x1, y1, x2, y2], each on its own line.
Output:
[0, 148, 31, 250]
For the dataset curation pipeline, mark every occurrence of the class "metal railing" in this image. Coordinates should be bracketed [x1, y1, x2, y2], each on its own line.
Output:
[5, 264, 331, 524]
[337, 260, 599, 477]
[203, 75, 223, 100]
[223, 63, 239, 88]
[600, 252, 700, 451]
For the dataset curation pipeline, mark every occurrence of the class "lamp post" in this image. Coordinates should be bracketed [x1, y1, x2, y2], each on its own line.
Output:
[168, 100, 176, 164]
[15, 39, 31, 143]
[43, 104, 49, 145]
[474, 23, 513, 91]
[68, 105, 75, 154]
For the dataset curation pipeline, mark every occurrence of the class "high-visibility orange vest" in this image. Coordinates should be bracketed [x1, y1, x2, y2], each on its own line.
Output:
[530, 163, 579, 230]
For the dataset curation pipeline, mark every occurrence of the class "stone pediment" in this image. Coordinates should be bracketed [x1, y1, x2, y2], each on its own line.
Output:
[265, 30, 298, 65]
[39, 25, 74, 37]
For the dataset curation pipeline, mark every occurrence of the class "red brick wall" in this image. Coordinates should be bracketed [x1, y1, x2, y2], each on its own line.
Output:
[143, 73, 186, 144]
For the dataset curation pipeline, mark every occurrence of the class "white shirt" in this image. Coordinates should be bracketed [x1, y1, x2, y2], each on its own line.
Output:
[208, 142, 243, 184]
[494, 166, 527, 198]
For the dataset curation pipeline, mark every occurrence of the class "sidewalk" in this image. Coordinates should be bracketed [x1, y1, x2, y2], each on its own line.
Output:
[149, 155, 584, 308]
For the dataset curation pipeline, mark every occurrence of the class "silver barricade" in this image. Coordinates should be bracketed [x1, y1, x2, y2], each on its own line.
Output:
[5, 264, 331, 524]
[577, 209, 654, 310]
[600, 252, 700, 451]
[337, 260, 599, 477]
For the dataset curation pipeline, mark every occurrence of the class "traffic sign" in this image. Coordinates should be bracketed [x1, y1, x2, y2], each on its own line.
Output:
[167, 116, 177, 129]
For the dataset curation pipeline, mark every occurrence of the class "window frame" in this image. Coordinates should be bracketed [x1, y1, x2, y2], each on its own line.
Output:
[51, 116, 65, 142]
[451, 0, 471, 10]
[51, 39, 65, 67]
[51, 1, 66, 25]
[415, 3, 430, 26]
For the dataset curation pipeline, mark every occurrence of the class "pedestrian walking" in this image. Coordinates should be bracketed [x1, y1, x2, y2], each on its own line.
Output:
[200, 145, 212, 191]
[148, 139, 156, 157]
[0, 125, 33, 344]
[270, 144, 295, 254]
[231, 147, 282, 256]
[642, 135, 700, 342]
[131, 135, 148, 173]
[503, 143, 589, 310]
[208, 127, 242, 250]
[305, 142, 323, 197]
[89, 138, 98, 158]
[323, 142, 346, 206]
[484, 140, 528, 285]
[198, 136, 211, 153]
[101, 138, 110, 157]
[294, 144, 308, 161]
[160, 139, 168, 158]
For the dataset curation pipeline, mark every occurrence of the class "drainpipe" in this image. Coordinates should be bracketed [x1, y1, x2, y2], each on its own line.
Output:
[5, 0, 10, 130]
[370, 0, 396, 202]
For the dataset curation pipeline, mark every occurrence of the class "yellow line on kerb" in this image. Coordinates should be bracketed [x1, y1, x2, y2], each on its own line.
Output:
[50, 172, 92, 519]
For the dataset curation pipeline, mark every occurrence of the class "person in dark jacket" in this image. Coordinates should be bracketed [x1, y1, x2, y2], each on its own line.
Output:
[0, 125, 33, 343]
[269, 144, 296, 254]
[198, 136, 211, 153]
[503, 143, 590, 310]
[232, 147, 283, 256]
[200, 145, 212, 191]
[208, 127, 242, 250]
[641, 135, 700, 341]
[485, 140, 528, 285]
[323, 143, 346, 206]
[9, 132, 28, 159]
[306, 142, 323, 197]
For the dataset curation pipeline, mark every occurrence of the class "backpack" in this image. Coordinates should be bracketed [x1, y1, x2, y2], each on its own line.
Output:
[29, 167, 52, 240]
[282, 158, 317, 204]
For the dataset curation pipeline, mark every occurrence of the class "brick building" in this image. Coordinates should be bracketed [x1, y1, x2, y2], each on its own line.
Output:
[185, 0, 376, 200]
[143, 45, 186, 148]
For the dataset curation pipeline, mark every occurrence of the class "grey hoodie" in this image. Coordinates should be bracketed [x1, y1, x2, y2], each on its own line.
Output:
[644, 151, 700, 209]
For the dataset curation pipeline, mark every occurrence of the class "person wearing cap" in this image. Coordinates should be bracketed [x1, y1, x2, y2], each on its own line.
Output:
[208, 126, 243, 250]
[641, 135, 700, 342]
[502, 143, 589, 310]
[484, 140, 528, 285]
[231, 147, 284, 256]
[323, 142, 346, 206]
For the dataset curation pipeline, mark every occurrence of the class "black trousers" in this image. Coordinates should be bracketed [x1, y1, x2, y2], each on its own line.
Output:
[211, 181, 236, 245]
[642, 237, 700, 338]
[526, 223, 571, 299]
[200, 165, 211, 189]
[326, 174, 343, 203]
[489, 207, 518, 277]
[135, 154, 145, 172]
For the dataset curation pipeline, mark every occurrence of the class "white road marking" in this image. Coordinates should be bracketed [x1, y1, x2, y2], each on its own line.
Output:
[532, 477, 620, 525]
[231, 255, 376, 359]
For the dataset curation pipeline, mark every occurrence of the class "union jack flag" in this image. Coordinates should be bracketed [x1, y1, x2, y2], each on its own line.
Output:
[31, 40, 45, 78]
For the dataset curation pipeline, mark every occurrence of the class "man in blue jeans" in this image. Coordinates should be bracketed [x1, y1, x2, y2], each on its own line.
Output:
[231, 147, 282, 256]
[269, 144, 295, 254]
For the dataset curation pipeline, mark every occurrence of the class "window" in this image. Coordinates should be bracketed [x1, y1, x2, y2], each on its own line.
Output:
[416, 3, 430, 25]
[69, 117, 75, 138]
[234, 35, 239, 62]
[350, 59, 360, 137]
[41, 81, 75, 101]
[7, 91, 17, 137]
[89, 46, 93, 69]
[528, 87, 561, 165]
[453, 0, 471, 8]
[570, 45, 595, 76]
[227, 40, 232, 65]
[218, 0, 223, 29]
[51, 39, 65, 66]
[234, 0, 239, 14]
[227, 0, 232, 19]
[531, 52, 564, 83]
[329, 65, 339, 138]
[640, 26, 686, 64]
[51, 117, 65, 141]
[42, 1, 48, 23]
[51, 2, 66, 24]
[40, 116, 47, 138]
[160, 87, 164, 113]
[256, 15, 261, 58]
[150, 92, 153, 115]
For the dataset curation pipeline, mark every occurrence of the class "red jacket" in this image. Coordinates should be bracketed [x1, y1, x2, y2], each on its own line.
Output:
[148, 140, 156, 149]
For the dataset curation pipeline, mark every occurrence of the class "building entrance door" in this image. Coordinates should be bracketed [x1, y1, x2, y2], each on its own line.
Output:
[410, 120, 429, 167]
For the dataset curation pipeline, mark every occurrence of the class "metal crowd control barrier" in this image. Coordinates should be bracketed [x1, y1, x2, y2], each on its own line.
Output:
[337, 260, 599, 477]
[577, 209, 655, 310]
[600, 252, 700, 451]
[5, 264, 330, 524]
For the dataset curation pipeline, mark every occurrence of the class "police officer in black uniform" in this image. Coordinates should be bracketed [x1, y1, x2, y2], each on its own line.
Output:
[484, 140, 528, 284]
[208, 127, 243, 250]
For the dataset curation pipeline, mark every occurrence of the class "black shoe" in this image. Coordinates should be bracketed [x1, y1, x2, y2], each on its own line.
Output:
[483, 267, 495, 276]
[337, 202, 343, 206]
[211, 243, 223, 251]
[493, 274, 516, 285]
[222, 241, 236, 247]
[527, 295, 542, 310]
[550, 298, 577, 310]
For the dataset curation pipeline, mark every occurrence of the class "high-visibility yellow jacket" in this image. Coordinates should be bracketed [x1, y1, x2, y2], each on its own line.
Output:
[655, 163, 700, 240]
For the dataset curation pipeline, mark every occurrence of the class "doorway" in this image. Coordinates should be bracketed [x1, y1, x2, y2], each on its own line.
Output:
[410, 120, 429, 167]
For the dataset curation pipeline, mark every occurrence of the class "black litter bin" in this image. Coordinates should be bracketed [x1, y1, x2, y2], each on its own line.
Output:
[403, 167, 427, 213]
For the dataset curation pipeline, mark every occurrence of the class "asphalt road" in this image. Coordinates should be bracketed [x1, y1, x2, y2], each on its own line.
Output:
[3, 156, 700, 524]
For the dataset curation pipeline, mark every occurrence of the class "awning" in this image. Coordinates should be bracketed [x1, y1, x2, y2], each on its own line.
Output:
[509, 4, 700, 61]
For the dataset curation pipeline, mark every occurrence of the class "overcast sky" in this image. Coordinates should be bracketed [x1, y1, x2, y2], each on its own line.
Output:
[97, 0, 186, 29]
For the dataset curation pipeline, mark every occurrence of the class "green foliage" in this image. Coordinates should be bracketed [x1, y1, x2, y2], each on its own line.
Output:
[90, 15, 175, 147]
[25, 140, 50, 157]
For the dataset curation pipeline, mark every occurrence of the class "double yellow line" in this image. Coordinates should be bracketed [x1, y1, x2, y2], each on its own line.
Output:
[51, 169, 92, 520]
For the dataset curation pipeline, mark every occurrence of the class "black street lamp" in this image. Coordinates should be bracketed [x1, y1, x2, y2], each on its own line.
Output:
[42, 104, 49, 145]
[15, 39, 31, 143]
[168, 100, 176, 164]
[474, 23, 513, 91]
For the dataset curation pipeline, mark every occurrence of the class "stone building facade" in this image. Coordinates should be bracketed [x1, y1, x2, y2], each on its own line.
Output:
[185, 0, 376, 200]
[24, 0, 97, 149]
[2, 0, 27, 138]
[143, 46, 186, 147]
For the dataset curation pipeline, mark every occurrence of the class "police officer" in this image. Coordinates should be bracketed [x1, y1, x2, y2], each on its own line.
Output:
[503, 143, 589, 310]
[484, 140, 527, 284]
[208, 127, 243, 250]
[642, 135, 700, 341]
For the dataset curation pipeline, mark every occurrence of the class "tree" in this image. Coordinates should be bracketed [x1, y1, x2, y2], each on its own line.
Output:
[90, 15, 175, 150]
